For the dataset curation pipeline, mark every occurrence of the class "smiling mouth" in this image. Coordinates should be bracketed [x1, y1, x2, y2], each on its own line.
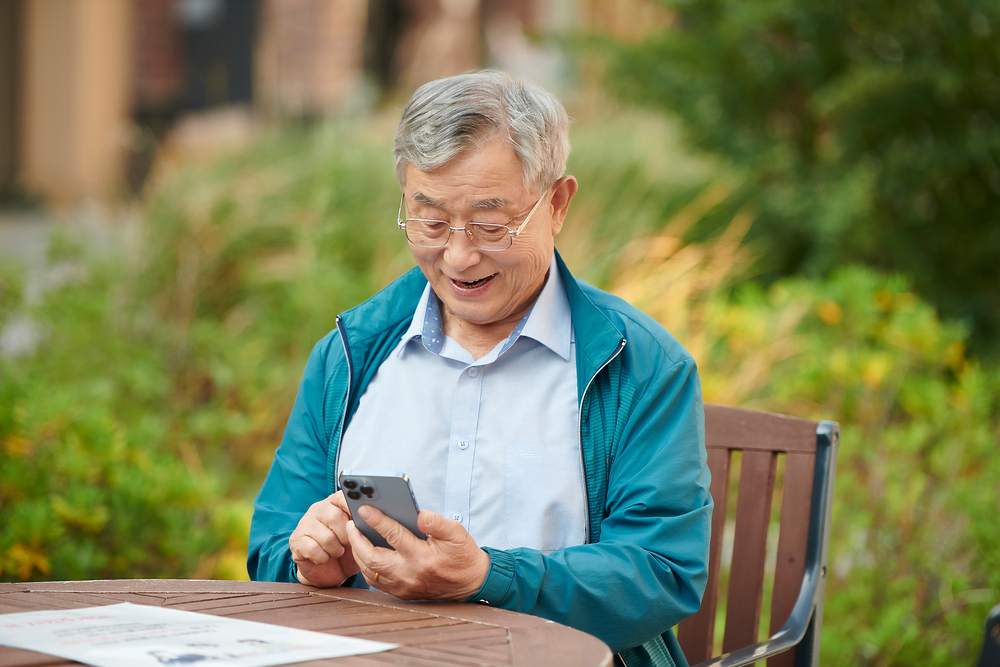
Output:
[453, 274, 496, 289]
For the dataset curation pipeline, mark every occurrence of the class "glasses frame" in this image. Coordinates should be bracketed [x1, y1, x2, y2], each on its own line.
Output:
[397, 193, 546, 251]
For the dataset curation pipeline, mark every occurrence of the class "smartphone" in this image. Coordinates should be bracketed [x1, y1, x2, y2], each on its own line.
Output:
[338, 470, 427, 550]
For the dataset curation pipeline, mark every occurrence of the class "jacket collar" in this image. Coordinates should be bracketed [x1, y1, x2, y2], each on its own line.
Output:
[339, 248, 625, 392]
[554, 251, 626, 384]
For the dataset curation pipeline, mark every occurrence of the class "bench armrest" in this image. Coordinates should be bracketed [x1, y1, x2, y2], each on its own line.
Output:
[690, 562, 821, 667]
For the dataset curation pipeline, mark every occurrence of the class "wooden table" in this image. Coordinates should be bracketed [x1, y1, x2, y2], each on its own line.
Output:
[0, 580, 613, 666]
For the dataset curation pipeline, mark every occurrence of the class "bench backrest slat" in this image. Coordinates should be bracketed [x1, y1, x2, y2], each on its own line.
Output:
[678, 403, 823, 665]
[681, 445, 732, 661]
[767, 451, 816, 667]
[723, 449, 778, 654]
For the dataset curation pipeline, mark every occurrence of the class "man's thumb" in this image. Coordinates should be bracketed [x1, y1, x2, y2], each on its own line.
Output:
[418, 509, 452, 539]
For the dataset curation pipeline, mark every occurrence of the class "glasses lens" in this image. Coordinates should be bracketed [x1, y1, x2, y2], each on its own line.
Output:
[404, 220, 513, 250]
[405, 220, 450, 247]
[468, 223, 512, 251]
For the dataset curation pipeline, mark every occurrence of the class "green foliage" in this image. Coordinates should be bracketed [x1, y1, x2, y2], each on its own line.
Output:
[621, 248, 1000, 664]
[138, 124, 411, 368]
[612, 186, 1000, 663]
[0, 261, 226, 581]
[722, 270, 1000, 665]
[604, 0, 1000, 354]
[0, 260, 24, 330]
[0, 123, 412, 582]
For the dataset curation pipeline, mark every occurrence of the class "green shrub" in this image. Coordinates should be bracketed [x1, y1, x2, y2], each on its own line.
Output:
[604, 0, 1000, 355]
[0, 261, 23, 331]
[0, 261, 229, 581]
[614, 231, 1000, 664]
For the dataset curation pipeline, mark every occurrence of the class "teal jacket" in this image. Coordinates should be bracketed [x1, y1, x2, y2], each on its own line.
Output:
[248, 253, 712, 667]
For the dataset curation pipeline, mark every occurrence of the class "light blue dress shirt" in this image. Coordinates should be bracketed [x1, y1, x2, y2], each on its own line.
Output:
[336, 257, 586, 554]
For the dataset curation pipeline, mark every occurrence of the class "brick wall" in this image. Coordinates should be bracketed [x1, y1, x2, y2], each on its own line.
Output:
[132, 0, 183, 110]
[256, 0, 369, 116]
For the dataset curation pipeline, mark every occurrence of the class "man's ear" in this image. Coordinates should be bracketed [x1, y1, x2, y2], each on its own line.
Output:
[547, 176, 579, 236]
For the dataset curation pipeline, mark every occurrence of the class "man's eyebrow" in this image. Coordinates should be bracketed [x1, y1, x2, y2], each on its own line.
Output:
[412, 192, 508, 210]
[411, 192, 442, 206]
[472, 197, 507, 210]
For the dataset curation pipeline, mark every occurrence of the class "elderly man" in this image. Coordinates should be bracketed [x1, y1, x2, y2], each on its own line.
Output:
[248, 70, 711, 667]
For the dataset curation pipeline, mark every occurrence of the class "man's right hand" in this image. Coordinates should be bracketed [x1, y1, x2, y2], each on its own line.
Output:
[289, 491, 360, 587]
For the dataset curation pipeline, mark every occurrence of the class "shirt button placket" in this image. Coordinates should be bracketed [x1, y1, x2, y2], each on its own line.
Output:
[444, 364, 482, 530]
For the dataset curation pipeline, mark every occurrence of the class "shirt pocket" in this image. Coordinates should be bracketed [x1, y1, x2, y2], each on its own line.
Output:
[504, 442, 587, 553]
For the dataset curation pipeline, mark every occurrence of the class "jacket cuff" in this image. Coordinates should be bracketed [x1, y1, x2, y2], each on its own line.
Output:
[466, 547, 514, 604]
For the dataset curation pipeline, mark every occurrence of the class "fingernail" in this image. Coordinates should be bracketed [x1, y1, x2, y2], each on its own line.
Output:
[358, 505, 373, 520]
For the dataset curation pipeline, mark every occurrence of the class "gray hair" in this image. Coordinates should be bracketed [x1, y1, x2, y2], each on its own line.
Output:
[393, 70, 570, 195]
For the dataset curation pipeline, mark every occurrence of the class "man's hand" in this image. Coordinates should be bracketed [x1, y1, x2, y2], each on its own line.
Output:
[289, 492, 360, 588]
[347, 506, 490, 601]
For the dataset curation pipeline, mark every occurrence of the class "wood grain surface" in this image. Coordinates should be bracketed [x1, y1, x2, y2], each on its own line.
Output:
[0, 580, 613, 667]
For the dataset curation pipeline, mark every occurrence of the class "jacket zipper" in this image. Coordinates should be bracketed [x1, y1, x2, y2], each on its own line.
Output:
[577, 337, 626, 543]
[333, 314, 354, 490]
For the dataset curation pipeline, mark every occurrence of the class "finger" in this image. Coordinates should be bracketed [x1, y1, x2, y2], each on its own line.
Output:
[345, 519, 386, 585]
[358, 505, 421, 553]
[330, 491, 351, 516]
[361, 563, 388, 589]
[345, 520, 375, 561]
[307, 493, 353, 538]
[290, 534, 334, 565]
[417, 509, 464, 542]
[326, 493, 354, 545]
[291, 513, 347, 557]
[314, 494, 353, 530]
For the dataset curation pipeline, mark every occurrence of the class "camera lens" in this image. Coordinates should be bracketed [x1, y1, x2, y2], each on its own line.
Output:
[360, 485, 374, 497]
[347, 490, 361, 500]
[342, 479, 357, 490]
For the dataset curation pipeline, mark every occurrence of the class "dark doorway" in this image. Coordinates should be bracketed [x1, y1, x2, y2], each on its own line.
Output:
[0, 0, 22, 201]
[176, 0, 257, 110]
[364, 0, 405, 90]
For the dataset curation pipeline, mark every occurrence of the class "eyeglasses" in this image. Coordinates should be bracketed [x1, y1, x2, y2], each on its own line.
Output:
[397, 193, 545, 251]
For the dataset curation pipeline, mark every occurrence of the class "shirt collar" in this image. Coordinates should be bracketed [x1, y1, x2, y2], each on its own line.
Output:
[399, 286, 444, 354]
[516, 256, 573, 360]
[398, 255, 573, 361]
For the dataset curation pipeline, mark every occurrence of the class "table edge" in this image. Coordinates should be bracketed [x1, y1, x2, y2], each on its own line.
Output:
[0, 579, 614, 664]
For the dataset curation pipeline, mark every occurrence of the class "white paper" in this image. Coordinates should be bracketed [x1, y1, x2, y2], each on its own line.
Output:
[0, 602, 397, 667]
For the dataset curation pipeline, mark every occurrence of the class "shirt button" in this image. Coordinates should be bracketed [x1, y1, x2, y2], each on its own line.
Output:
[452, 513, 463, 522]
[467, 367, 479, 377]
[458, 439, 469, 450]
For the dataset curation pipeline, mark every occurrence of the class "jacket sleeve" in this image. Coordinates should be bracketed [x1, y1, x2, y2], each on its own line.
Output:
[469, 345, 712, 655]
[247, 333, 341, 584]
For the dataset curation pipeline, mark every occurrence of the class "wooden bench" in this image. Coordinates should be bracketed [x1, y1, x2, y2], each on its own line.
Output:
[678, 404, 840, 667]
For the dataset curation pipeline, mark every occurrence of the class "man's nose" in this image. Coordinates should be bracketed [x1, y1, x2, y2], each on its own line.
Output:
[442, 226, 481, 270]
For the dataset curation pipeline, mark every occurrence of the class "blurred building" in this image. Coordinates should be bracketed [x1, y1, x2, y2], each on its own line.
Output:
[0, 0, 670, 206]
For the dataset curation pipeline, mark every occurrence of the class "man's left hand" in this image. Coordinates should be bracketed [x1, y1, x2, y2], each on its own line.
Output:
[346, 506, 490, 601]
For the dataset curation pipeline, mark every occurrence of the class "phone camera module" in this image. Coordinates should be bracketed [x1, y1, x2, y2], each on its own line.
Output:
[342, 479, 358, 490]
[360, 485, 375, 497]
[347, 490, 361, 500]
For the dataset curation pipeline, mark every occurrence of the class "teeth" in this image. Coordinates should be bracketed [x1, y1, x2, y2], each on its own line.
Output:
[457, 275, 493, 288]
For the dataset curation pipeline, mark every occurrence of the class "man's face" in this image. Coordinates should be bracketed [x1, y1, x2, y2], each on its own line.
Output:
[402, 139, 565, 342]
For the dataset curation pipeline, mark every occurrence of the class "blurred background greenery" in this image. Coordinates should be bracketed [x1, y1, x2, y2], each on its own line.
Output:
[1, 0, 998, 665]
